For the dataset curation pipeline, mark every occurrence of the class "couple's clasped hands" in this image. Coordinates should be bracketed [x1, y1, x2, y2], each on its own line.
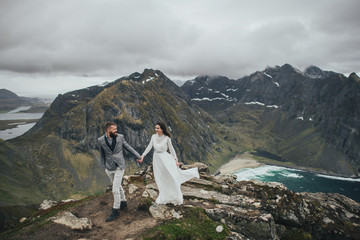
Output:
[137, 155, 144, 164]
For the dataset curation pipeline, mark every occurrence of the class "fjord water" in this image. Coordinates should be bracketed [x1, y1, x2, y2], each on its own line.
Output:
[0, 106, 43, 120]
[234, 165, 360, 203]
[0, 106, 43, 140]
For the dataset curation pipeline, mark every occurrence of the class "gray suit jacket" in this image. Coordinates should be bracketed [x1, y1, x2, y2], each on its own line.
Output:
[98, 134, 141, 171]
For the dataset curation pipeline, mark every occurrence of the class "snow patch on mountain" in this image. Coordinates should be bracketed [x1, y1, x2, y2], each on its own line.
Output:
[245, 101, 265, 106]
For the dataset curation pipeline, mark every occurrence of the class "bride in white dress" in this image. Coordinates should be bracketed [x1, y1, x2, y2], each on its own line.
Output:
[138, 122, 199, 205]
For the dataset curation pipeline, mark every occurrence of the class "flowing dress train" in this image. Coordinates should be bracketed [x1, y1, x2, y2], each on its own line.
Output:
[142, 134, 199, 205]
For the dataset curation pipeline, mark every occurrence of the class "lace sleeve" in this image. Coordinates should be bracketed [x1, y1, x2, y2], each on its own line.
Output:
[142, 134, 154, 156]
[167, 137, 178, 160]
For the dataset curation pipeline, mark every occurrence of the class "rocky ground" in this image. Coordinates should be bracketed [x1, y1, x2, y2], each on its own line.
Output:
[1, 163, 360, 240]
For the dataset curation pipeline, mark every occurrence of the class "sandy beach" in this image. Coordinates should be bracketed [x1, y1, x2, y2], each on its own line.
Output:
[217, 152, 263, 174]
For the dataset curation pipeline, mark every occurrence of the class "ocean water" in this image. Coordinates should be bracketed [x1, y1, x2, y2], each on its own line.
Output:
[0, 106, 43, 140]
[234, 165, 360, 203]
[0, 106, 43, 120]
[0, 123, 36, 140]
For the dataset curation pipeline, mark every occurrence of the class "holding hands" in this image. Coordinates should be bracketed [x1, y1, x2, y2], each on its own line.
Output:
[137, 155, 144, 164]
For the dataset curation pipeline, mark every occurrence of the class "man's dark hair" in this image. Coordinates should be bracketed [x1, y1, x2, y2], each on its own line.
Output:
[105, 122, 117, 130]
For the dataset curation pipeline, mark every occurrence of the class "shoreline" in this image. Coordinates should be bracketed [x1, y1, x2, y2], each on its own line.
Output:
[217, 152, 359, 179]
[217, 152, 264, 175]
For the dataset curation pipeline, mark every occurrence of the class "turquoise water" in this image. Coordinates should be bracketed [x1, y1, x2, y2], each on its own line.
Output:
[234, 165, 360, 203]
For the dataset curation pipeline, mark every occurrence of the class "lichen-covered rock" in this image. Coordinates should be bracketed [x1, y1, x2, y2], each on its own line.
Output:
[133, 162, 360, 239]
[141, 182, 159, 200]
[213, 174, 238, 185]
[39, 200, 59, 210]
[142, 189, 158, 200]
[149, 203, 182, 220]
[206, 206, 279, 240]
[51, 211, 92, 230]
[7, 163, 360, 240]
[128, 184, 139, 194]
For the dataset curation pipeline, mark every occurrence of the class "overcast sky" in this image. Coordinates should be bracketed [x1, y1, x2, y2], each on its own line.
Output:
[0, 0, 359, 98]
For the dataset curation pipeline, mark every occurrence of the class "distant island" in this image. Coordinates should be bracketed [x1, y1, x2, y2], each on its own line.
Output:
[0, 89, 50, 133]
[0, 88, 50, 113]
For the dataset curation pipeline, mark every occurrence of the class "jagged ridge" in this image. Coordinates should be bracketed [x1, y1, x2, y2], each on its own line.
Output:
[0, 69, 239, 210]
[181, 64, 360, 176]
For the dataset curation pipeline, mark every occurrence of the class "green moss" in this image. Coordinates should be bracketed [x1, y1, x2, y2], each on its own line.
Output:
[141, 208, 229, 240]
[208, 198, 220, 204]
[281, 228, 313, 240]
[137, 197, 153, 211]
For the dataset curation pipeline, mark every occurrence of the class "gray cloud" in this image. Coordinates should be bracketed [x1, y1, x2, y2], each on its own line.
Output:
[0, 0, 359, 95]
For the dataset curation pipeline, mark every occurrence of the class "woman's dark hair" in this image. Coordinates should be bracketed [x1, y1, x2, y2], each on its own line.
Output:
[156, 122, 171, 137]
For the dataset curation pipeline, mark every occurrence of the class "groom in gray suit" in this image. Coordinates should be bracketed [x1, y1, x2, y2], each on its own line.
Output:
[98, 122, 141, 222]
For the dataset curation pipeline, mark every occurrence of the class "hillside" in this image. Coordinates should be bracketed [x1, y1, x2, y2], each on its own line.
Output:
[0, 69, 240, 230]
[181, 64, 360, 177]
[1, 66, 359, 234]
[0, 89, 27, 112]
[0, 89, 48, 113]
[1, 163, 359, 240]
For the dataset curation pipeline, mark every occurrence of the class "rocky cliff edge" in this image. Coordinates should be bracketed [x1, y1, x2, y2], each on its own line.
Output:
[2, 163, 359, 240]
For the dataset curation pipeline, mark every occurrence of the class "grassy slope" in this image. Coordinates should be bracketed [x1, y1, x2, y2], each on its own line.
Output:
[0, 75, 240, 208]
[0, 139, 46, 206]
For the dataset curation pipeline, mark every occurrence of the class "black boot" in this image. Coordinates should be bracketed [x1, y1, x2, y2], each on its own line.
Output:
[105, 208, 120, 222]
[120, 201, 127, 210]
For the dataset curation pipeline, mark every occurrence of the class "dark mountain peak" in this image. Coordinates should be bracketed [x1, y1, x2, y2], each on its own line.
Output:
[128, 71, 142, 80]
[140, 68, 159, 79]
[181, 75, 236, 99]
[192, 75, 212, 83]
[280, 63, 304, 75]
[47, 69, 173, 119]
[264, 64, 338, 80]
[279, 63, 294, 71]
[265, 65, 281, 71]
[0, 88, 34, 112]
[186, 75, 232, 87]
[128, 69, 168, 84]
[349, 72, 360, 84]
[0, 88, 20, 100]
[304, 65, 335, 79]
[255, 64, 303, 81]
[182, 75, 210, 88]
[305, 65, 322, 73]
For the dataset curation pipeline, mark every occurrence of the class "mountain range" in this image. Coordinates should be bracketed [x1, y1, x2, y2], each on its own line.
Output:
[181, 64, 360, 176]
[0, 89, 49, 113]
[0, 89, 34, 112]
[0, 64, 359, 231]
[0, 69, 238, 230]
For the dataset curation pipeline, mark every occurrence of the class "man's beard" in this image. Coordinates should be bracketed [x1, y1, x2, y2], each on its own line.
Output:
[109, 132, 117, 138]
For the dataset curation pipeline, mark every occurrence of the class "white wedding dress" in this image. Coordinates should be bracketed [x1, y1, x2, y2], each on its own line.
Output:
[142, 134, 200, 205]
